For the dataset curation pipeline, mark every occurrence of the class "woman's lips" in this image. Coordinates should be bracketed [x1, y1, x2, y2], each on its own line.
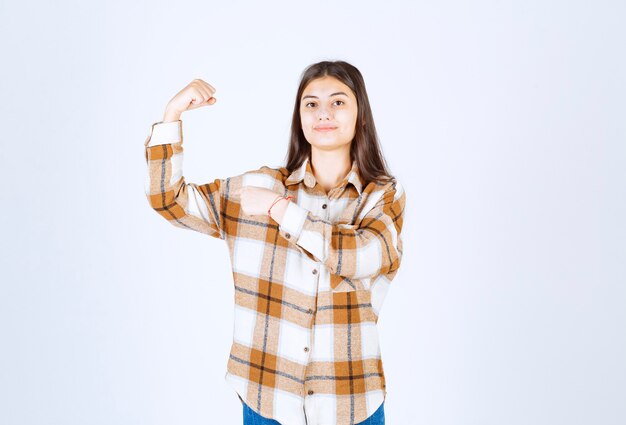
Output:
[314, 126, 337, 132]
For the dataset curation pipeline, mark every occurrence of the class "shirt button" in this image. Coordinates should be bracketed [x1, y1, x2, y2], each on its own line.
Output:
[304, 347, 309, 352]
[308, 390, 314, 396]
[285, 233, 290, 239]
[322, 204, 327, 209]
[312, 269, 318, 275]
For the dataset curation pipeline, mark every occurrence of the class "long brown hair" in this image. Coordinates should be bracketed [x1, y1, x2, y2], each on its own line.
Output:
[283, 60, 395, 188]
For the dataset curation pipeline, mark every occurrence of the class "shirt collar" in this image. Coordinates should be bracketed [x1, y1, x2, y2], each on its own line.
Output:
[285, 156, 363, 195]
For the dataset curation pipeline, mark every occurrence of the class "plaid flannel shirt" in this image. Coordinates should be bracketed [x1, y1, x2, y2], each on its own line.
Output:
[144, 120, 406, 425]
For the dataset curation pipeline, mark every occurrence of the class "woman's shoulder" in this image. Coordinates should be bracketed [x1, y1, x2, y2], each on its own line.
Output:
[365, 175, 405, 196]
[376, 176, 406, 211]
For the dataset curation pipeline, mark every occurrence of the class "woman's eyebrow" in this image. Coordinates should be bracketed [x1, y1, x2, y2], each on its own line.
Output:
[301, 92, 349, 100]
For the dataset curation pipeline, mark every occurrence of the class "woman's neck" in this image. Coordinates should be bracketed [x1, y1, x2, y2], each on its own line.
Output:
[310, 147, 352, 194]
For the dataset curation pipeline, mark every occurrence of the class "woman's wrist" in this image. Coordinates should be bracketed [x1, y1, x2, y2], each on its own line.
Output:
[268, 196, 291, 223]
[162, 106, 182, 123]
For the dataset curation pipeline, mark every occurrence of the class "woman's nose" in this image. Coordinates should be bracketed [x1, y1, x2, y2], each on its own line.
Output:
[317, 106, 332, 120]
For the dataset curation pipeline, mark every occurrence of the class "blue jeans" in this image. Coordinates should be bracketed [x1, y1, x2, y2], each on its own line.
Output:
[242, 400, 385, 424]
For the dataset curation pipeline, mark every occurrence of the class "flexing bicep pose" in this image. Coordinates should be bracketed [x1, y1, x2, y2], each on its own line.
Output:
[144, 61, 405, 425]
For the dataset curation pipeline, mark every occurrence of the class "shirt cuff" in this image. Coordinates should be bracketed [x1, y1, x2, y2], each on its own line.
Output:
[145, 120, 182, 146]
[278, 200, 308, 241]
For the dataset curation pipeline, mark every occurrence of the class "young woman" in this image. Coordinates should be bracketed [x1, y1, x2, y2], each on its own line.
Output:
[144, 60, 406, 425]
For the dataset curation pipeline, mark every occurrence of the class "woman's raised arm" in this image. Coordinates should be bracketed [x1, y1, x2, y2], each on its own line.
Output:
[144, 79, 226, 239]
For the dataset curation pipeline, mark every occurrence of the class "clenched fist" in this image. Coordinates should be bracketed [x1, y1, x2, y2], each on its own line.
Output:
[163, 78, 217, 122]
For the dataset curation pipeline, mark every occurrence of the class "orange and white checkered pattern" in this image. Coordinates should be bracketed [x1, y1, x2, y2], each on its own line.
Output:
[144, 120, 406, 425]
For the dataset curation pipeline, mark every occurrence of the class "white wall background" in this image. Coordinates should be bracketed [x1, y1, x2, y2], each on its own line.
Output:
[1, 1, 624, 424]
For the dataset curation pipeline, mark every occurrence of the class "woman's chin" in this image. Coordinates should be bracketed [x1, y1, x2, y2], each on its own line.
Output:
[308, 137, 351, 150]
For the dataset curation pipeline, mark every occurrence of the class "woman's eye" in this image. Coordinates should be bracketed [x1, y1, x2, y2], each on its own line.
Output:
[304, 100, 344, 108]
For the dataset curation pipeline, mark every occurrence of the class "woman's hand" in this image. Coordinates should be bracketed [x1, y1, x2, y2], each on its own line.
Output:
[237, 186, 290, 223]
[163, 78, 217, 122]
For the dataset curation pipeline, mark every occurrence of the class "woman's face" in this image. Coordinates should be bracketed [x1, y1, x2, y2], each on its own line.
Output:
[299, 76, 358, 152]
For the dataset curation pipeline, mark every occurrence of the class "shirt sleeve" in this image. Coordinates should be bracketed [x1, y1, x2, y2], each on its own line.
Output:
[144, 120, 225, 239]
[278, 181, 406, 282]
